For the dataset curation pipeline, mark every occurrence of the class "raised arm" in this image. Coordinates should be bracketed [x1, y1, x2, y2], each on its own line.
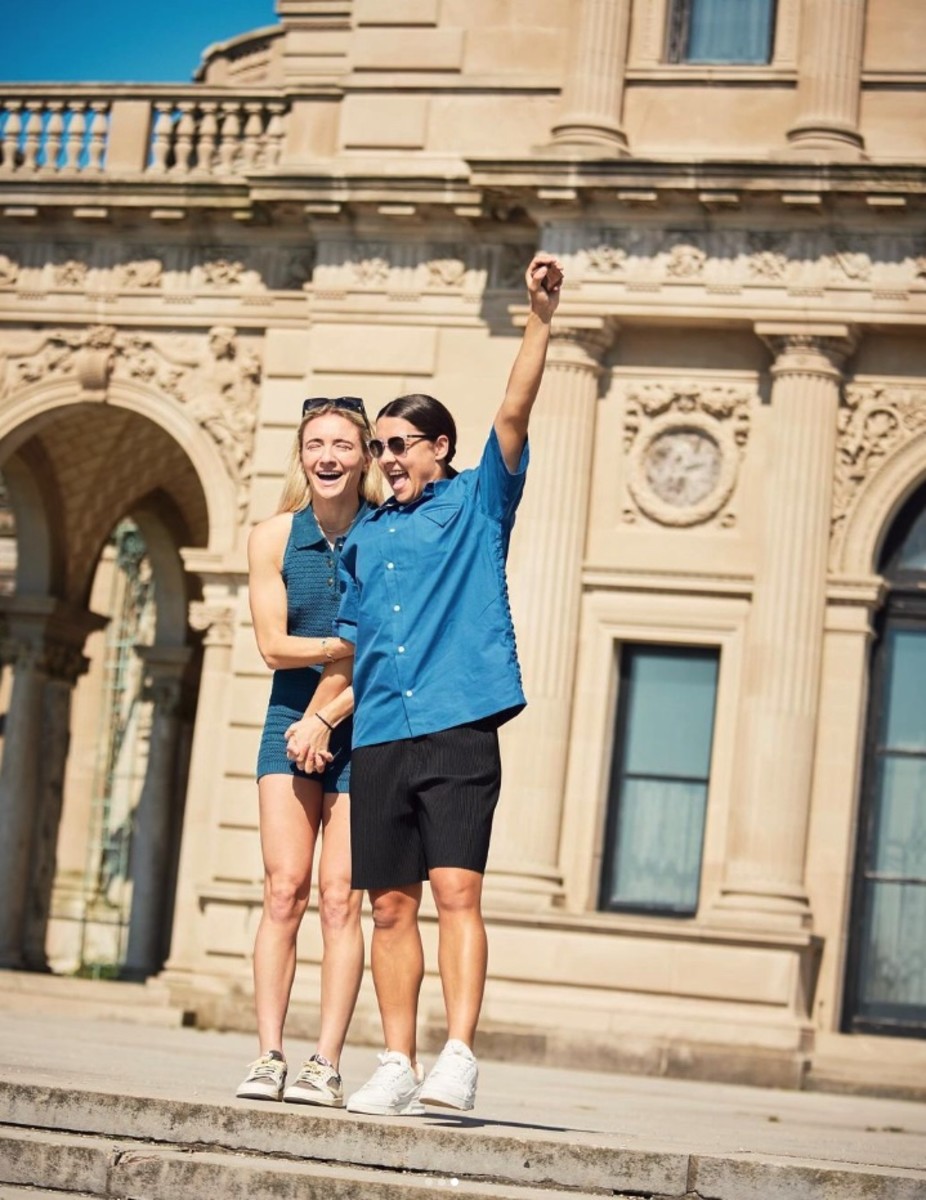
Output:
[493, 252, 564, 471]
[247, 514, 353, 670]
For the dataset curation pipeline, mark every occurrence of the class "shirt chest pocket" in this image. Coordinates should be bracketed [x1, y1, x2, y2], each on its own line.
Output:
[415, 501, 463, 556]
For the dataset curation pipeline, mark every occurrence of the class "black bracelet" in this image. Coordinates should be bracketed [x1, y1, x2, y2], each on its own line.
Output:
[314, 712, 334, 731]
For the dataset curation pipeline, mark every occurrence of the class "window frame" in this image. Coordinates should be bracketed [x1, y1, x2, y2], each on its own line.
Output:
[598, 642, 720, 917]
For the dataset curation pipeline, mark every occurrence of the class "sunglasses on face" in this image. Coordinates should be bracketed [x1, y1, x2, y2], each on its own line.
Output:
[368, 433, 431, 459]
[302, 395, 369, 421]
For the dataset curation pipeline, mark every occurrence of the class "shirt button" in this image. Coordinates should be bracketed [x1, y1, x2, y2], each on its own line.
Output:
[393, 605, 401, 612]
[386, 562, 395, 570]
[405, 690, 413, 698]
[388, 527, 396, 534]
[398, 645, 405, 653]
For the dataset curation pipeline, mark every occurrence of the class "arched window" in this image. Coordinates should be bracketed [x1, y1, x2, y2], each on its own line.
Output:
[844, 483, 926, 1036]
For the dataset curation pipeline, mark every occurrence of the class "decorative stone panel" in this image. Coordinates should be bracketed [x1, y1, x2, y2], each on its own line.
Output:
[623, 380, 754, 528]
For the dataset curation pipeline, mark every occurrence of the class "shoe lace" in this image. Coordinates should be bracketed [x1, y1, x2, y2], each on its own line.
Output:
[369, 1052, 409, 1085]
[297, 1057, 339, 1085]
[249, 1057, 283, 1080]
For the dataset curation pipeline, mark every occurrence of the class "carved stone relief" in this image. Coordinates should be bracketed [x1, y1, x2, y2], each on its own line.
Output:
[0, 324, 261, 520]
[831, 382, 926, 557]
[623, 381, 754, 528]
[571, 230, 926, 299]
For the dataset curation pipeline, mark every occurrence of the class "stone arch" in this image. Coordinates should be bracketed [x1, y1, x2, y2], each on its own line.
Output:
[0, 374, 240, 565]
[0, 369, 245, 977]
[836, 430, 926, 577]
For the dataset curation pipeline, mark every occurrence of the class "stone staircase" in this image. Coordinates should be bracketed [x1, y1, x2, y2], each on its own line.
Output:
[2, 1077, 925, 1200]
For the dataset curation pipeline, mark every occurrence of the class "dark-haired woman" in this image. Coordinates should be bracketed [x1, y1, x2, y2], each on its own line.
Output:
[303, 254, 563, 1115]
[236, 397, 380, 1109]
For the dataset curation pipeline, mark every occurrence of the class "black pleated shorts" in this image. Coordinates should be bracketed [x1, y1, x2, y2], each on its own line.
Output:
[349, 718, 502, 890]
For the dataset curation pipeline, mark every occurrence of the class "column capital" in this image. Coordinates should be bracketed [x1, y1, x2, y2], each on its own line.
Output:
[189, 599, 236, 648]
[136, 644, 193, 711]
[510, 312, 619, 371]
[755, 323, 858, 378]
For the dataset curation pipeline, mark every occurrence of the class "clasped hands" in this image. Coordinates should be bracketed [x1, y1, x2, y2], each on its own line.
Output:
[285, 712, 334, 774]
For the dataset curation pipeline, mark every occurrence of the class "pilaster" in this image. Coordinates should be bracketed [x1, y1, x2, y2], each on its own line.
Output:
[710, 324, 857, 931]
[160, 576, 241, 979]
[122, 645, 192, 981]
[489, 318, 618, 912]
[550, 0, 632, 154]
[785, 0, 867, 159]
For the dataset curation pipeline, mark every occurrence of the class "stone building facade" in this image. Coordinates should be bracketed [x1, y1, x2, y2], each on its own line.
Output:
[0, 0, 924, 1089]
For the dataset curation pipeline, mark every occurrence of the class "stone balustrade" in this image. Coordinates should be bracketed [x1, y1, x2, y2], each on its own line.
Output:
[0, 88, 287, 178]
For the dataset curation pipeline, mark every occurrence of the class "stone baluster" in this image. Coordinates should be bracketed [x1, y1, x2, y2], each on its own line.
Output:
[171, 103, 195, 175]
[149, 103, 173, 173]
[122, 646, 191, 980]
[0, 101, 23, 173]
[63, 101, 87, 172]
[87, 102, 108, 171]
[0, 636, 50, 966]
[265, 103, 286, 167]
[711, 325, 857, 929]
[218, 103, 242, 174]
[197, 103, 218, 174]
[44, 102, 64, 172]
[550, 0, 631, 153]
[160, 588, 238, 978]
[785, 0, 867, 159]
[242, 103, 265, 169]
[22, 640, 92, 971]
[488, 318, 617, 910]
[22, 102, 43, 171]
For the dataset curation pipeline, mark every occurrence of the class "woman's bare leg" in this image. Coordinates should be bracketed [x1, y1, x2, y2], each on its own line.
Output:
[253, 773, 322, 1057]
[315, 789, 364, 1067]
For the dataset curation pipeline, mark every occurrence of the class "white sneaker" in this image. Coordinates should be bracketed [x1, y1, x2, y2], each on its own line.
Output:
[283, 1053, 344, 1108]
[346, 1051, 425, 1115]
[419, 1039, 478, 1111]
[236, 1053, 287, 1101]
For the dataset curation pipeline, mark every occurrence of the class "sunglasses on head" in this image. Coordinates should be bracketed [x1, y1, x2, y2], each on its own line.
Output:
[302, 395, 369, 420]
[368, 433, 431, 459]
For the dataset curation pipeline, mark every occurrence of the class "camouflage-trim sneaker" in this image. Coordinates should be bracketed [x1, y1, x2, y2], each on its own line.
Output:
[283, 1053, 345, 1108]
[236, 1052, 287, 1101]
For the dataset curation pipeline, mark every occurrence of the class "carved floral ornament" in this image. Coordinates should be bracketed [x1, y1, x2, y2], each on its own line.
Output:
[0, 324, 261, 521]
[831, 382, 926, 556]
[623, 381, 754, 528]
[576, 236, 917, 293]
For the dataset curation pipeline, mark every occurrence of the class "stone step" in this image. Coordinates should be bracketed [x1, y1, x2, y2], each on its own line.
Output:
[0, 1126, 616, 1200]
[2, 1080, 925, 1200]
[0, 970, 192, 1027]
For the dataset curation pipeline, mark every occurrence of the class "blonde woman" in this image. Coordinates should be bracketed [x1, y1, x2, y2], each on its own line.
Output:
[236, 396, 380, 1108]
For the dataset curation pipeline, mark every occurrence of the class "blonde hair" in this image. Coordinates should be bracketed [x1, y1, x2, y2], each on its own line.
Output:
[277, 403, 383, 514]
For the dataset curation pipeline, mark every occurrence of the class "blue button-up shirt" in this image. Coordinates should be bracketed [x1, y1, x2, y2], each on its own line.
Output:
[336, 427, 528, 748]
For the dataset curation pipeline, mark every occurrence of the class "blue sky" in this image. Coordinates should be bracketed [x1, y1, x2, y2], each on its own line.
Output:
[0, 1, 278, 83]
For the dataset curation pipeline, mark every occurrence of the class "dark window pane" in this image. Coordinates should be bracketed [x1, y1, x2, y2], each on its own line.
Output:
[872, 756, 926, 878]
[623, 648, 719, 778]
[605, 777, 709, 911]
[856, 881, 926, 1017]
[673, 0, 776, 65]
[600, 645, 719, 916]
[881, 630, 926, 751]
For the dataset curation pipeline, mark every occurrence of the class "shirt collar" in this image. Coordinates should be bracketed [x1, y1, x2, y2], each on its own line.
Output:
[292, 500, 371, 548]
[373, 478, 451, 517]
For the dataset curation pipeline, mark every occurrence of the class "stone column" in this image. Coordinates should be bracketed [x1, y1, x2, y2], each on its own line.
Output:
[160, 585, 238, 977]
[489, 319, 617, 911]
[0, 636, 49, 967]
[550, 0, 632, 153]
[22, 639, 91, 971]
[785, 0, 867, 159]
[122, 645, 191, 981]
[712, 325, 857, 929]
